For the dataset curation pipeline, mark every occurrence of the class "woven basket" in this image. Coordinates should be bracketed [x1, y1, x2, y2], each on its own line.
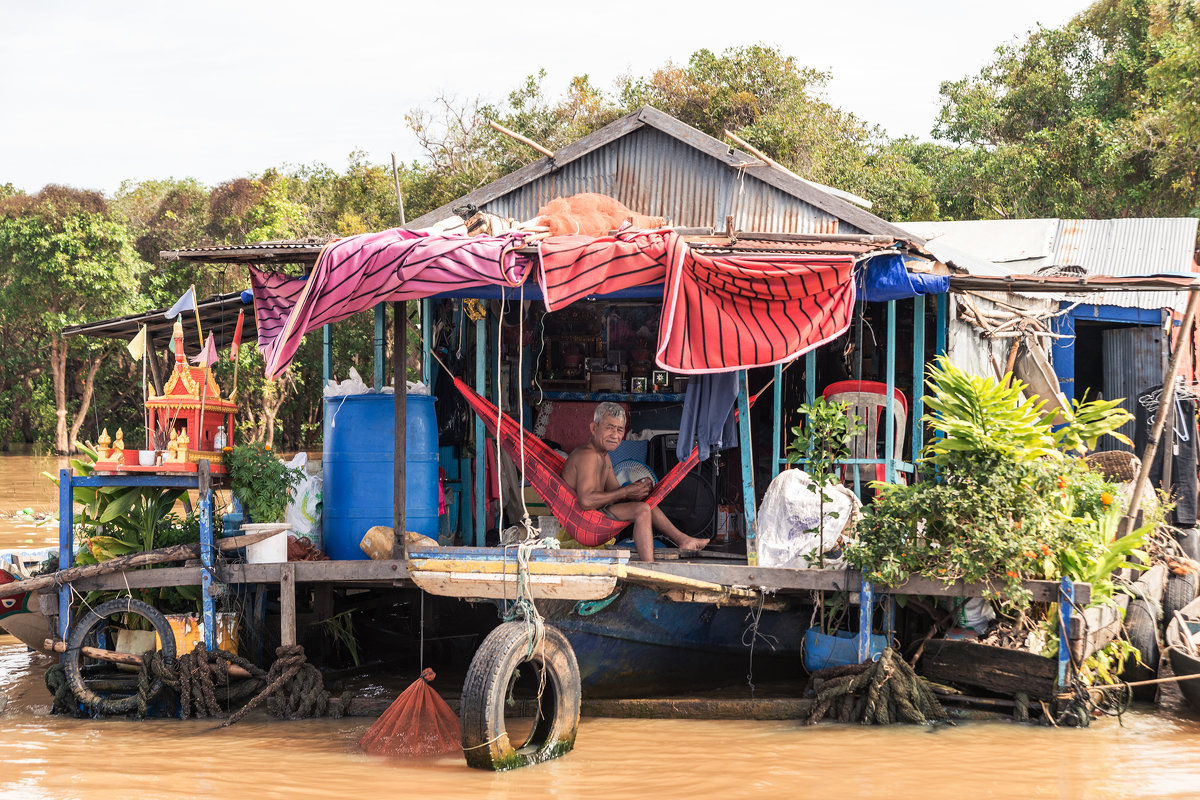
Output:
[1084, 450, 1140, 482]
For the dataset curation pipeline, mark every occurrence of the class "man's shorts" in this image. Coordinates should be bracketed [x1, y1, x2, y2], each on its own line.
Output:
[599, 504, 620, 520]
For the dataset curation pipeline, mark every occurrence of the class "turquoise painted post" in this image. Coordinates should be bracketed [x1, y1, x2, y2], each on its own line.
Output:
[374, 304, 385, 390]
[935, 293, 948, 356]
[57, 469, 72, 643]
[857, 579, 875, 663]
[199, 480, 215, 650]
[771, 363, 782, 478]
[911, 295, 926, 471]
[737, 371, 758, 566]
[422, 298, 433, 381]
[322, 324, 332, 385]
[1057, 577, 1075, 688]
[805, 350, 816, 405]
[474, 315, 486, 546]
[885, 300, 897, 484]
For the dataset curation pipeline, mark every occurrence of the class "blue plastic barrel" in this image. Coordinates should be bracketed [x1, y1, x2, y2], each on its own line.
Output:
[322, 393, 439, 560]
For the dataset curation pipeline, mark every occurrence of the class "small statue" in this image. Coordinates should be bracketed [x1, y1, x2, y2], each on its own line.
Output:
[97, 428, 112, 457]
[176, 428, 190, 462]
[167, 428, 179, 462]
[112, 429, 125, 461]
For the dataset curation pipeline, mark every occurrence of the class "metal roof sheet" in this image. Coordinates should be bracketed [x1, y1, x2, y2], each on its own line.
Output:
[407, 106, 917, 241]
[899, 217, 1199, 310]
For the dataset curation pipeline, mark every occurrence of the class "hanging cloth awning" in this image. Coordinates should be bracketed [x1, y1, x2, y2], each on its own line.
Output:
[856, 253, 949, 303]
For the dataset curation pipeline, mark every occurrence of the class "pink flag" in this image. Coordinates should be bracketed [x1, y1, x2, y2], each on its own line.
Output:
[230, 309, 245, 361]
[191, 332, 218, 367]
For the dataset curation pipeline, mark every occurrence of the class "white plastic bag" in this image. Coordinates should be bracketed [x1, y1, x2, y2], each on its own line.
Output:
[756, 469, 860, 568]
[323, 366, 370, 397]
[285, 452, 323, 549]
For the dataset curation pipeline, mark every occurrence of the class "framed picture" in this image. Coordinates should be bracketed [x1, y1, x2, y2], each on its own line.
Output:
[631, 377, 648, 393]
[651, 370, 669, 388]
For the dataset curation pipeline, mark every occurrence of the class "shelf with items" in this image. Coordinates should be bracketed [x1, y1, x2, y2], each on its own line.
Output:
[536, 391, 686, 403]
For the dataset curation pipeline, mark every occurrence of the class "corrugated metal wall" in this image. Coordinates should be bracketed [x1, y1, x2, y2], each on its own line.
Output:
[481, 127, 861, 234]
[1101, 326, 1162, 451]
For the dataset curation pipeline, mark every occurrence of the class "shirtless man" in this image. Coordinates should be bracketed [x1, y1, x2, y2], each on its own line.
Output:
[561, 402, 710, 562]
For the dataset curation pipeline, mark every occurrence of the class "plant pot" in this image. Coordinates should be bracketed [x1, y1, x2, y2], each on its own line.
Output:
[241, 523, 290, 563]
[137, 449, 156, 466]
[802, 626, 888, 672]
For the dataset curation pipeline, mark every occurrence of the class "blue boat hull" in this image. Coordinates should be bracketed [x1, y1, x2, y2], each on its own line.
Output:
[539, 585, 806, 697]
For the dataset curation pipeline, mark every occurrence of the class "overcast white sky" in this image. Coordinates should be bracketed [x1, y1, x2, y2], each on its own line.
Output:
[1, 0, 1088, 195]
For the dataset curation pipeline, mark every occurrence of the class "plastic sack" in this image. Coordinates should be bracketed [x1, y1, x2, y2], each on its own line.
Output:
[324, 366, 370, 397]
[756, 469, 860, 568]
[285, 452, 323, 549]
[950, 597, 996, 634]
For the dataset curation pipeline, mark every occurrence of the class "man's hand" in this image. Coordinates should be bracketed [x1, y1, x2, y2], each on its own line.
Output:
[623, 477, 652, 501]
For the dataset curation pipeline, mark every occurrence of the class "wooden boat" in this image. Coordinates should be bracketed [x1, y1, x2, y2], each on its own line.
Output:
[1164, 595, 1200, 714]
[0, 568, 53, 651]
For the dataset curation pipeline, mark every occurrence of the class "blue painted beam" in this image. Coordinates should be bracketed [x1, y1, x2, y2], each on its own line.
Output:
[885, 300, 897, 484]
[1052, 305, 1076, 403]
[935, 293, 948, 356]
[771, 363, 783, 478]
[199, 483, 215, 650]
[322, 324, 332, 385]
[374, 304, 385, 391]
[474, 314, 486, 546]
[1057, 577, 1075, 688]
[422, 298, 433, 382]
[912, 295, 926, 467]
[57, 469, 72, 644]
[737, 371, 758, 566]
[857, 579, 875, 663]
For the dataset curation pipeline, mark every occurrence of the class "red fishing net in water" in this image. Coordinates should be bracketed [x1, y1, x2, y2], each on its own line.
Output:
[359, 668, 461, 757]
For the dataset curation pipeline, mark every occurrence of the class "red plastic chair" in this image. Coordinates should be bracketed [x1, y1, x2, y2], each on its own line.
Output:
[821, 380, 908, 485]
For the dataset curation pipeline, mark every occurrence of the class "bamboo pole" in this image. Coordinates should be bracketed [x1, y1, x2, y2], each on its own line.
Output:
[488, 120, 554, 158]
[1123, 291, 1200, 537]
[0, 530, 278, 599]
[43, 639, 254, 679]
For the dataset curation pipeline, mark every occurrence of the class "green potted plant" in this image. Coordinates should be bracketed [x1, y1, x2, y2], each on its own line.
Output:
[224, 442, 303, 562]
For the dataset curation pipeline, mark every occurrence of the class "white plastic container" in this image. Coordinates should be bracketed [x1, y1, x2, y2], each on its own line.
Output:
[241, 523, 290, 563]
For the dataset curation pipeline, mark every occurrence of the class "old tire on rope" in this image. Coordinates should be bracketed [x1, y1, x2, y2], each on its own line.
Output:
[1122, 597, 1160, 703]
[460, 621, 580, 771]
[63, 598, 175, 715]
[1164, 572, 1198, 629]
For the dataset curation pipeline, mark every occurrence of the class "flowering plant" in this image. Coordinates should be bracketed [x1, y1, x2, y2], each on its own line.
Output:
[225, 442, 302, 523]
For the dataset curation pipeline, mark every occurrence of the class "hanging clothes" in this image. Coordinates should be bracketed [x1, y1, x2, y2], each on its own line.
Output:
[254, 229, 535, 378]
[1134, 383, 1199, 526]
[676, 372, 739, 463]
[656, 249, 856, 374]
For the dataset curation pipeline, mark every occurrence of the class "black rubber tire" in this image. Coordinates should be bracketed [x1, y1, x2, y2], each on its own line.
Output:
[1164, 572, 1198, 629]
[460, 621, 580, 771]
[1121, 598, 1160, 703]
[64, 598, 176, 714]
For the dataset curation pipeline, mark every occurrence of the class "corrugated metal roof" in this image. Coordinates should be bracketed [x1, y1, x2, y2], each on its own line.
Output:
[898, 218, 1199, 310]
[407, 106, 913, 241]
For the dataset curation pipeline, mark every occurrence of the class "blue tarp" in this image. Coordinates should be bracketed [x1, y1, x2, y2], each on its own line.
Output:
[857, 254, 949, 302]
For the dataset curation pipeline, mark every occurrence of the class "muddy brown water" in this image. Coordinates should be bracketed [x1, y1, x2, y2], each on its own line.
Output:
[3, 452, 1200, 798]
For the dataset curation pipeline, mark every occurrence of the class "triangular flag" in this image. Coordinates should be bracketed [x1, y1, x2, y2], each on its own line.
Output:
[230, 309, 245, 361]
[191, 332, 218, 367]
[165, 288, 197, 320]
[126, 325, 147, 361]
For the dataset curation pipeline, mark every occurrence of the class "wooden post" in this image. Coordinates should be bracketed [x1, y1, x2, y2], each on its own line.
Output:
[279, 563, 296, 648]
[1161, 309, 1175, 494]
[198, 460, 216, 650]
[394, 301, 408, 559]
[57, 468, 73, 643]
[1124, 290, 1200, 536]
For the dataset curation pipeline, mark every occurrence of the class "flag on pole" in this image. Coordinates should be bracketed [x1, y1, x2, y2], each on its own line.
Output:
[165, 288, 197, 320]
[191, 333, 219, 367]
[126, 325, 147, 361]
[230, 309, 245, 361]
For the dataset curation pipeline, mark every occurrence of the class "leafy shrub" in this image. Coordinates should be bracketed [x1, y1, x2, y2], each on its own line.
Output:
[225, 442, 302, 523]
